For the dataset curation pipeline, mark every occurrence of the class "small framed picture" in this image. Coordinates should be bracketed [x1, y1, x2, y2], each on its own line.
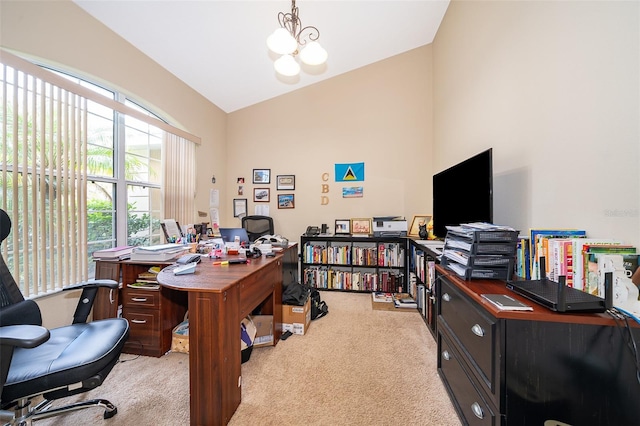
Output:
[276, 175, 295, 191]
[351, 218, 372, 236]
[335, 219, 351, 235]
[409, 215, 432, 238]
[252, 169, 271, 184]
[233, 198, 247, 218]
[277, 194, 295, 209]
[253, 188, 270, 202]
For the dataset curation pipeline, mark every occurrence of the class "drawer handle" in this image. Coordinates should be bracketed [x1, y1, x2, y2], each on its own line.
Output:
[471, 402, 484, 419]
[442, 293, 451, 302]
[471, 324, 485, 337]
[442, 350, 451, 361]
[131, 297, 148, 302]
[131, 319, 147, 324]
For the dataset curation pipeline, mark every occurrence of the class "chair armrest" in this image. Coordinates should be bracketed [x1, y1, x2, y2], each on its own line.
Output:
[0, 325, 49, 348]
[64, 279, 118, 324]
[63, 279, 118, 291]
[0, 300, 42, 326]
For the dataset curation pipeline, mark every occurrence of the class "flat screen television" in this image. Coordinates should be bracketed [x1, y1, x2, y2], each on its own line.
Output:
[432, 148, 493, 239]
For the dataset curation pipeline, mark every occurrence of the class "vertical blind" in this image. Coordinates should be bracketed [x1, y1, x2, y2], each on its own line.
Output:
[0, 49, 200, 297]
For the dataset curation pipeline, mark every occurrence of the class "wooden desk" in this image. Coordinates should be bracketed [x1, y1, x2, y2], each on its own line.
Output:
[156, 245, 295, 426]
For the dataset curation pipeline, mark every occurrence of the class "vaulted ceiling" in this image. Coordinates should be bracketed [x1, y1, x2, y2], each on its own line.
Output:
[75, 1, 450, 113]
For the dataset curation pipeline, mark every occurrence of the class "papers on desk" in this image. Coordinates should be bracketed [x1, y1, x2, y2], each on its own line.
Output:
[130, 244, 188, 261]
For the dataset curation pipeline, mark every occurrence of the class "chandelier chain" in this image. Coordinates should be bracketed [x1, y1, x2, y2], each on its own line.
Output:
[277, 1, 320, 49]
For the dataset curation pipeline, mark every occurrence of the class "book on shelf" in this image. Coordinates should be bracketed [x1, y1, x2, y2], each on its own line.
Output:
[393, 293, 417, 309]
[148, 266, 162, 274]
[127, 282, 160, 290]
[529, 229, 587, 280]
[481, 293, 533, 311]
[571, 238, 618, 291]
[135, 278, 158, 284]
[92, 245, 134, 259]
[372, 292, 393, 303]
[138, 271, 158, 280]
[515, 236, 531, 280]
[583, 245, 637, 296]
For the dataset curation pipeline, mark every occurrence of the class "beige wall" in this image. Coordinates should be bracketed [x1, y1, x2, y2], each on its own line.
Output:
[2, 0, 639, 324]
[227, 46, 433, 239]
[433, 0, 640, 247]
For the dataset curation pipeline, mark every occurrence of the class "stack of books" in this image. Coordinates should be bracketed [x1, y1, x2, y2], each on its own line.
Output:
[442, 223, 519, 280]
[92, 245, 134, 261]
[393, 293, 417, 309]
[129, 244, 188, 262]
[127, 268, 160, 290]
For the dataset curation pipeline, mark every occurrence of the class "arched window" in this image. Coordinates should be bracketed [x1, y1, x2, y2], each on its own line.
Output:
[0, 50, 199, 296]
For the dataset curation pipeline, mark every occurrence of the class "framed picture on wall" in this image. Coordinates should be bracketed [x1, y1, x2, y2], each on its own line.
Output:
[253, 188, 270, 202]
[277, 194, 294, 209]
[276, 175, 295, 190]
[233, 198, 247, 218]
[335, 219, 351, 235]
[252, 169, 271, 184]
[350, 218, 372, 236]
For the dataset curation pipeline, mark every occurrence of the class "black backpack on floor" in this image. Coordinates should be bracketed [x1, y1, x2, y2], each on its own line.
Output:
[310, 288, 328, 320]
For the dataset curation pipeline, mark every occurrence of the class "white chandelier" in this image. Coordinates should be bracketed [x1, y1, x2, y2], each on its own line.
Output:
[267, 0, 328, 77]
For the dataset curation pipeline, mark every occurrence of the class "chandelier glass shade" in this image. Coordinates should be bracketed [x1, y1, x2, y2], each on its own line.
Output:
[267, 0, 327, 76]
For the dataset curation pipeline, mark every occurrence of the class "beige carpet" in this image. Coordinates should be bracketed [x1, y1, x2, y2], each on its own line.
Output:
[36, 292, 460, 426]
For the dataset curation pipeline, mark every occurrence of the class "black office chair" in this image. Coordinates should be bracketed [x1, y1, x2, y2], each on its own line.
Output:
[0, 209, 130, 424]
[242, 215, 274, 242]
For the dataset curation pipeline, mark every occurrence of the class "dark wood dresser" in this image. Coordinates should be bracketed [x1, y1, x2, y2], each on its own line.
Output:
[437, 265, 640, 426]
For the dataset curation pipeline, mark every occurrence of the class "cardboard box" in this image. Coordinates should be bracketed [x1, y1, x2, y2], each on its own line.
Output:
[282, 297, 311, 335]
[251, 315, 274, 348]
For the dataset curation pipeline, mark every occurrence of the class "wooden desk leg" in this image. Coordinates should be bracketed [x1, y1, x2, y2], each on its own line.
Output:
[188, 287, 241, 426]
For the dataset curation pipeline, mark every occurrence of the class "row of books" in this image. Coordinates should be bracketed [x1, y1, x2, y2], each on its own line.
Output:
[302, 242, 405, 267]
[516, 229, 639, 298]
[303, 267, 405, 292]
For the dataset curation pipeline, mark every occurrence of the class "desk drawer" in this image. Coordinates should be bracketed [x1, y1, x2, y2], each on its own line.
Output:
[440, 278, 496, 394]
[123, 307, 160, 351]
[122, 288, 160, 309]
[239, 262, 279, 318]
[439, 331, 498, 426]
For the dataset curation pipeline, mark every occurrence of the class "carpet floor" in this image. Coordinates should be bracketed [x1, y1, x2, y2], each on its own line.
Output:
[35, 291, 461, 425]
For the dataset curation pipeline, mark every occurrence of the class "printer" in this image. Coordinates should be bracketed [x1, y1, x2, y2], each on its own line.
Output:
[372, 216, 408, 237]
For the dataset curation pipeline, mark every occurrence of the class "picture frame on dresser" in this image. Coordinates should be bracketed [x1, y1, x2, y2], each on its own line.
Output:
[350, 218, 372, 236]
[335, 219, 351, 235]
[409, 214, 431, 238]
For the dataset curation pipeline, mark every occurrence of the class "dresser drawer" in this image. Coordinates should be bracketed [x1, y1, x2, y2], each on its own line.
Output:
[122, 288, 160, 309]
[122, 307, 160, 350]
[439, 331, 499, 426]
[440, 277, 496, 393]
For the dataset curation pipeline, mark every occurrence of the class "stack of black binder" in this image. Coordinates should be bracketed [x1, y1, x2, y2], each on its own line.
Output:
[441, 223, 519, 280]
